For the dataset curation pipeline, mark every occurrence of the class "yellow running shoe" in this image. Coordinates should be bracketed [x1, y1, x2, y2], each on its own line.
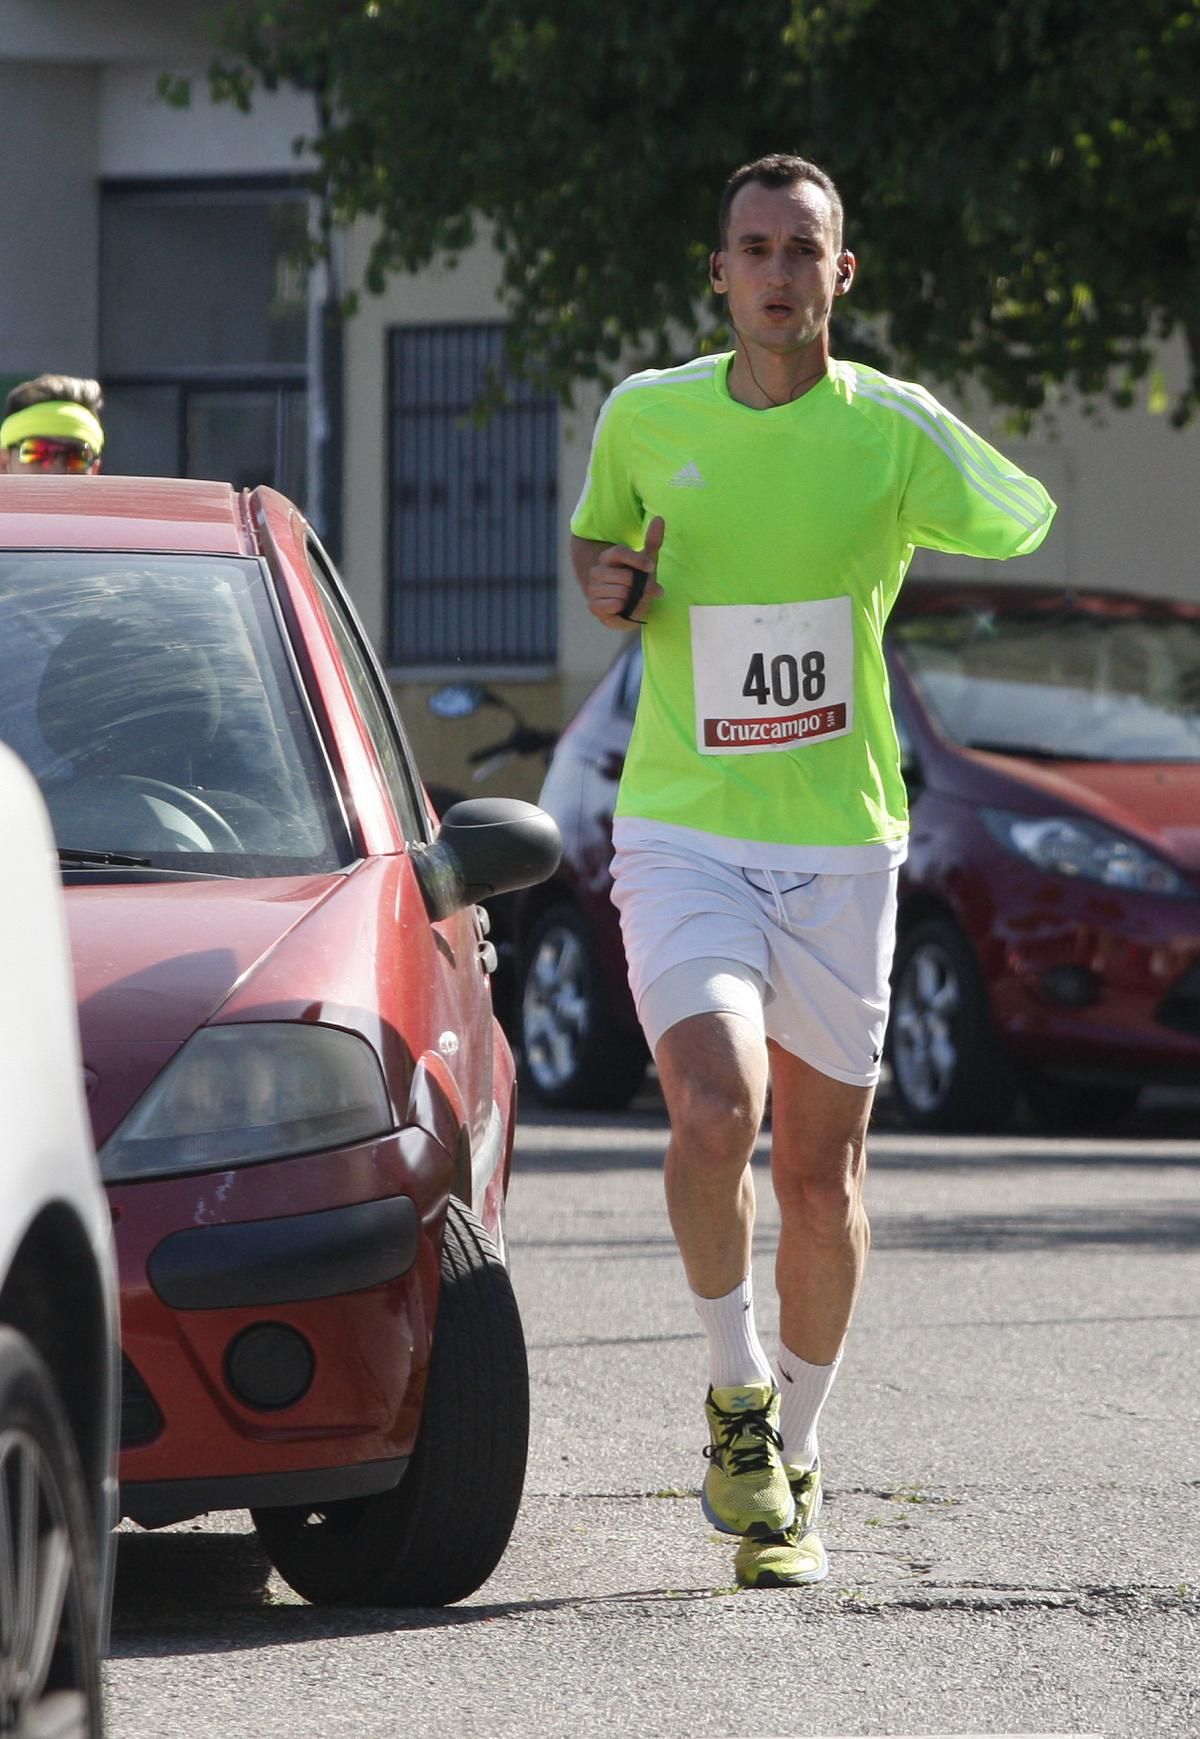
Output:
[734, 1462, 827, 1588]
[700, 1383, 794, 1539]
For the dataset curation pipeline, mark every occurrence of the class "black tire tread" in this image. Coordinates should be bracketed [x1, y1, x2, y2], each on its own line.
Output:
[252, 1199, 528, 1607]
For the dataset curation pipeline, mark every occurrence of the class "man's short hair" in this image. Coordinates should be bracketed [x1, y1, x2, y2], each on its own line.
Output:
[5, 374, 104, 418]
[718, 154, 844, 252]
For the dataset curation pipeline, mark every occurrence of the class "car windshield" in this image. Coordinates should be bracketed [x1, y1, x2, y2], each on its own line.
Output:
[891, 596, 1200, 763]
[0, 554, 346, 876]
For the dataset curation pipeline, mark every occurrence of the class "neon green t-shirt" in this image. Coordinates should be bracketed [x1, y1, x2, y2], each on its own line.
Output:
[571, 353, 1056, 854]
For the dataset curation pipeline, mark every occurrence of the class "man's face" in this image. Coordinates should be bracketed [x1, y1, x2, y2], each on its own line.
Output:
[711, 179, 852, 354]
[3, 437, 100, 475]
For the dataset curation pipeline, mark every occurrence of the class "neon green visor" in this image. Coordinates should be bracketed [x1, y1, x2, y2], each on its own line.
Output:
[0, 401, 105, 453]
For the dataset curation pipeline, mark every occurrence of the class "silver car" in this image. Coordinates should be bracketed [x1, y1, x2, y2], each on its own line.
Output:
[0, 743, 118, 1738]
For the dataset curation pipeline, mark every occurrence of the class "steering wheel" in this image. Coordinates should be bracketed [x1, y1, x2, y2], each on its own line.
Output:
[112, 775, 244, 852]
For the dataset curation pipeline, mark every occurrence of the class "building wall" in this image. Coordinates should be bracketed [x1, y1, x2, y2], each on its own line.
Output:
[344, 268, 1199, 798]
[911, 358, 1199, 600]
[0, 0, 212, 62]
[3, 1, 1197, 810]
[339, 226, 613, 805]
[0, 63, 101, 378]
[0, 4, 314, 393]
[98, 64, 316, 179]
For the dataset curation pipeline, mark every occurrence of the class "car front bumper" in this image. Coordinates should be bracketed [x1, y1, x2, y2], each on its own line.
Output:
[974, 862, 1200, 1082]
[111, 1124, 453, 1522]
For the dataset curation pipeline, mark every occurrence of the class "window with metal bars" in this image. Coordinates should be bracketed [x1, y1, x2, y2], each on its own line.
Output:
[387, 324, 558, 668]
[100, 181, 310, 502]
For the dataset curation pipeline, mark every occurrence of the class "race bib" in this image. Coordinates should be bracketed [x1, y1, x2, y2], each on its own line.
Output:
[690, 597, 854, 755]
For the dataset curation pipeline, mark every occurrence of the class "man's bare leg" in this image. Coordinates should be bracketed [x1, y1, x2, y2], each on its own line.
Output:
[767, 1041, 874, 1363]
[655, 1010, 770, 1299]
[656, 1009, 797, 1540]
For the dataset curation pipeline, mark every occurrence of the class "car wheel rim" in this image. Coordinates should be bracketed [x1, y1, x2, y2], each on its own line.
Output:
[0, 1428, 91, 1739]
[521, 925, 589, 1093]
[891, 942, 963, 1114]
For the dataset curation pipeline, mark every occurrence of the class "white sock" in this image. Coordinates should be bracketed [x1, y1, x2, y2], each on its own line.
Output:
[775, 1342, 843, 1470]
[691, 1278, 773, 1390]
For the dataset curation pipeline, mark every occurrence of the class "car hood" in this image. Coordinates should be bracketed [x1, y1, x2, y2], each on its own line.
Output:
[965, 753, 1200, 872]
[66, 873, 344, 1145]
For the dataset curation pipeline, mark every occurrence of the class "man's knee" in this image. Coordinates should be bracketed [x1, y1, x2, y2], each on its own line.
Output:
[659, 1024, 766, 1165]
[775, 1153, 867, 1238]
[669, 1069, 762, 1158]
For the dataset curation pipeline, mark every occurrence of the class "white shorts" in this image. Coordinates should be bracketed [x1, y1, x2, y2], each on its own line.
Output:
[610, 841, 898, 1088]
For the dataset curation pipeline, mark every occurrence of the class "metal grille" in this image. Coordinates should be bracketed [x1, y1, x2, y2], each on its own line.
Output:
[388, 324, 558, 666]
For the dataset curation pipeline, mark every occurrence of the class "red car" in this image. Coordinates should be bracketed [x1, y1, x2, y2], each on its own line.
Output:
[0, 475, 559, 1607]
[515, 582, 1200, 1131]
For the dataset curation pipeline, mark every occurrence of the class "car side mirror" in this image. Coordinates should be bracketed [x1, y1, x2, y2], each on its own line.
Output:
[413, 797, 562, 920]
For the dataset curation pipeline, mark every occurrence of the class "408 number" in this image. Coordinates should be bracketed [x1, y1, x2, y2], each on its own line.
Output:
[741, 650, 826, 707]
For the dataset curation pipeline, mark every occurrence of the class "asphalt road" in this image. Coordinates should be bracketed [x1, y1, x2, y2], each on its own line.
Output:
[105, 1090, 1200, 1739]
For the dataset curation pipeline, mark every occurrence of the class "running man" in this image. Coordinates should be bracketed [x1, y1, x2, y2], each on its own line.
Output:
[570, 153, 1056, 1588]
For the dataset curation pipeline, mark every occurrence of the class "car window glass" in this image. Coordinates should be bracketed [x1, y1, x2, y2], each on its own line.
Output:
[893, 699, 918, 772]
[892, 601, 1200, 763]
[0, 554, 345, 875]
[303, 542, 430, 842]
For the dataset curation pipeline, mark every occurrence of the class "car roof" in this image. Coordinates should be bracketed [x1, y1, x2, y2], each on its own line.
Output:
[895, 577, 1200, 621]
[0, 475, 257, 556]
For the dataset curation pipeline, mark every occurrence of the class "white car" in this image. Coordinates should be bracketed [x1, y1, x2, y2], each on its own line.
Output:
[0, 743, 118, 1737]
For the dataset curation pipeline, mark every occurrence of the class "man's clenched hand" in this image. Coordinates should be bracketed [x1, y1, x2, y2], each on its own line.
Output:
[578, 517, 665, 629]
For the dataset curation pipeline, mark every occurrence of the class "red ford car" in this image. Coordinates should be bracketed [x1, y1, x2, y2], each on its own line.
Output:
[515, 582, 1200, 1132]
[0, 475, 559, 1608]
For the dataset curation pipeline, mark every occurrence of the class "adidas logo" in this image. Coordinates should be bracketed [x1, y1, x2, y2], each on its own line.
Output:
[668, 461, 706, 488]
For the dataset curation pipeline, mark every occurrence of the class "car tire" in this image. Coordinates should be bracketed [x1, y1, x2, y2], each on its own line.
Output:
[0, 1326, 104, 1739]
[251, 1199, 529, 1607]
[887, 917, 1018, 1132]
[517, 902, 647, 1109]
[1022, 1072, 1142, 1133]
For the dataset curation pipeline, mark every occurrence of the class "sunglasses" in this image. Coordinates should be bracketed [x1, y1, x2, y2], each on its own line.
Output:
[12, 437, 97, 472]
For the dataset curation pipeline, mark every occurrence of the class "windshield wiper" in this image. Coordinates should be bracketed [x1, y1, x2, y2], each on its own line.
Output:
[58, 846, 153, 868]
[57, 845, 239, 880]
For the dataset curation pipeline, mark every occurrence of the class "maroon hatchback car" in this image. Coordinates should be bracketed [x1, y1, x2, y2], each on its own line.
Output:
[515, 582, 1200, 1132]
[0, 475, 559, 1607]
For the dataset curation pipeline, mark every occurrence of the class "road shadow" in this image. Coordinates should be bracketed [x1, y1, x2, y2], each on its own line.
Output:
[108, 1527, 737, 1660]
[871, 1202, 1200, 1253]
[515, 1089, 1200, 1174]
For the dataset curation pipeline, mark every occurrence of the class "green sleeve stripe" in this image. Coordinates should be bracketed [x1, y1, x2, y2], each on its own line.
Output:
[855, 377, 1048, 525]
[854, 380, 1048, 531]
[851, 372, 1047, 524]
[903, 382, 1048, 514]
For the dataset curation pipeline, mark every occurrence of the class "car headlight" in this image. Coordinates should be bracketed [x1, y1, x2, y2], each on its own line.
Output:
[981, 808, 1189, 896]
[100, 1023, 393, 1182]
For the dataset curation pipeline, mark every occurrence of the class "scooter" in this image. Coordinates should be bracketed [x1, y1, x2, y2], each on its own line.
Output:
[426, 684, 558, 1029]
[425, 682, 557, 814]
